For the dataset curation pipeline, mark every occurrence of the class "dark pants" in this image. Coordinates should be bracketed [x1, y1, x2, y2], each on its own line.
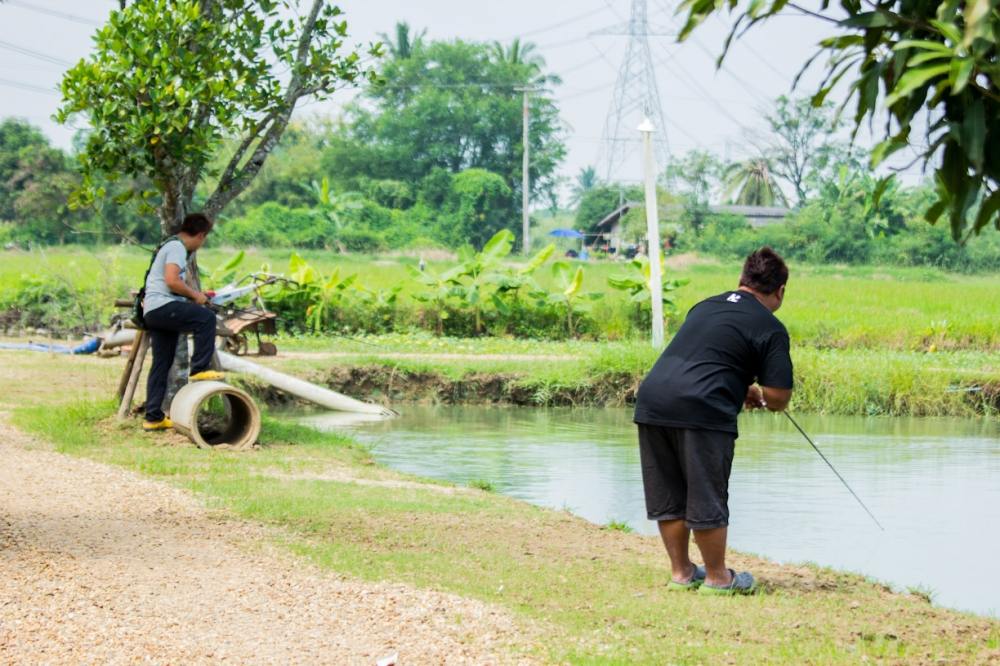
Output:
[143, 301, 217, 421]
[637, 424, 736, 530]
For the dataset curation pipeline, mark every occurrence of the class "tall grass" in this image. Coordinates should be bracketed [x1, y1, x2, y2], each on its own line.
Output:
[2, 245, 999, 349]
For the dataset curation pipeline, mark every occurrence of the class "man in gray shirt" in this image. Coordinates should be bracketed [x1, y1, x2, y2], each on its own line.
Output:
[142, 213, 222, 431]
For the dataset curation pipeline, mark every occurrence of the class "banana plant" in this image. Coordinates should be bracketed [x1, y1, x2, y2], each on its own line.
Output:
[488, 242, 555, 322]
[311, 176, 363, 232]
[286, 253, 357, 333]
[608, 257, 689, 325]
[408, 263, 465, 335]
[548, 261, 603, 337]
[447, 229, 517, 334]
[201, 250, 245, 289]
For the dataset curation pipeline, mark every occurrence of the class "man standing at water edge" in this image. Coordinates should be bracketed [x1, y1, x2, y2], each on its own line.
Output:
[141, 213, 224, 431]
[634, 247, 793, 595]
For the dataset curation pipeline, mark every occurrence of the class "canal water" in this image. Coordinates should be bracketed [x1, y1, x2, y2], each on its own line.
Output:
[299, 406, 1000, 617]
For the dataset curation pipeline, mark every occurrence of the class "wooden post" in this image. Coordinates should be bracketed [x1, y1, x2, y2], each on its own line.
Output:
[117, 332, 150, 420]
[116, 329, 144, 399]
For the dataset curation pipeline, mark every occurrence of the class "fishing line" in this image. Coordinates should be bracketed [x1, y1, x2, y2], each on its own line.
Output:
[783, 411, 886, 531]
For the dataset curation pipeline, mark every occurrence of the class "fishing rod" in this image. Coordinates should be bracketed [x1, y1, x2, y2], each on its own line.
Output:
[783, 411, 886, 531]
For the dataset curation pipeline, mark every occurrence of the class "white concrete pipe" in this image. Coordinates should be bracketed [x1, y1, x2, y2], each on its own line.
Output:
[171, 380, 261, 449]
[217, 350, 396, 417]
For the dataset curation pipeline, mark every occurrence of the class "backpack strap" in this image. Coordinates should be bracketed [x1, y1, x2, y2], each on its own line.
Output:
[140, 235, 182, 287]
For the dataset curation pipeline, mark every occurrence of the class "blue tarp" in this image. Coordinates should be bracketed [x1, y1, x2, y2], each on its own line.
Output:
[0, 338, 100, 354]
[548, 228, 584, 238]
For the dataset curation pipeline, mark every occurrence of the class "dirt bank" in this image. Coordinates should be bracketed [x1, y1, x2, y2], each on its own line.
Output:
[240, 362, 1000, 414]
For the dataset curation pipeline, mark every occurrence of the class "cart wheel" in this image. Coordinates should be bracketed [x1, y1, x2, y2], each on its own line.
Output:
[225, 334, 249, 356]
[258, 341, 277, 356]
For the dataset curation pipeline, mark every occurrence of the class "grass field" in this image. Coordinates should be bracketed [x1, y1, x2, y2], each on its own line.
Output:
[5, 352, 999, 664]
[2, 245, 999, 350]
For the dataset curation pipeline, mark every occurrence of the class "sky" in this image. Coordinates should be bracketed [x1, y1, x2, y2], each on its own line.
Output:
[0, 0, 921, 199]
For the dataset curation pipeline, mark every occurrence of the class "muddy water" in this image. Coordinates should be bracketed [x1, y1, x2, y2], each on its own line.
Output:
[299, 406, 1000, 617]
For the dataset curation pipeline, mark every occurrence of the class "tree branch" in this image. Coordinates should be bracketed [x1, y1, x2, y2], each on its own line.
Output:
[202, 0, 324, 218]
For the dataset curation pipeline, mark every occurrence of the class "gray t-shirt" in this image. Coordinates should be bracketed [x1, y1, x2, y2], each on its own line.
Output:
[143, 239, 189, 314]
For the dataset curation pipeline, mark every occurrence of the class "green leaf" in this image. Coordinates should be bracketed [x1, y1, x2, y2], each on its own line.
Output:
[870, 138, 908, 167]
[907, 51, 953, 67]
[885, 63, 950, 106]
[960, 99, 986, 170]
[481, 229, 515, 261]
[222, 250, 245, 272]
[894, 40, 955, 54]
[564, 267, 584, 298]
[871, 176, 894, 208]
[973, 189, 1000, 232]
[841, 11, 894, 28]
[950, 57, 974, 93]
[552, 261, 571, 286]
[929, 19, 963, 44]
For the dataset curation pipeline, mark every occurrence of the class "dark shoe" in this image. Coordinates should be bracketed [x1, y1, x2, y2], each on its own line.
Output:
[698, 569, 756, 596]
[667, 564, 706, 591]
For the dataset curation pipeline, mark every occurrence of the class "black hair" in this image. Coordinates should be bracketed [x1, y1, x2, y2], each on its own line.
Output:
[180, 212, 213, 236]
[739, 246, 788, 295]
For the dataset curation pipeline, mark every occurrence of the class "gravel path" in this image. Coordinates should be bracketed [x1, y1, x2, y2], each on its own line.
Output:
[0, 418, 534, 665]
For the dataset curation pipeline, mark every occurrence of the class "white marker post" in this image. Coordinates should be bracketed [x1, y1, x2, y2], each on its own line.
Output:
[639, 116, 664, 349]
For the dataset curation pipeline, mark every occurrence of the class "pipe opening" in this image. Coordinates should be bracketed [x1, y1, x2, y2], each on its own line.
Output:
[196, 392, 257, 447]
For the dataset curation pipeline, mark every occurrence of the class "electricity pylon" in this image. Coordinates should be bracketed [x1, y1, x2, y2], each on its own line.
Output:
[594, 0, 671, 181]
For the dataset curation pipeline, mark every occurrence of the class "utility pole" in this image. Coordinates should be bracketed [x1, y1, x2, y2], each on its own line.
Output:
[639, 116, 664, 349]
[515, 86, 537, 255]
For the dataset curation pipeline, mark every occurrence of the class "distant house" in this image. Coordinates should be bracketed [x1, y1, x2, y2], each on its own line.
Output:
[588, 201, 790, 250]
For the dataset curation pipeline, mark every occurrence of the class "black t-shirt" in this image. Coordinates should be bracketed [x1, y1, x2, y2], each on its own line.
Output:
[633, 290, 794, 435]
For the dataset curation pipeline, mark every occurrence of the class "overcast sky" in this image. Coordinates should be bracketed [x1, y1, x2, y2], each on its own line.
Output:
[0, 1, 917, 197]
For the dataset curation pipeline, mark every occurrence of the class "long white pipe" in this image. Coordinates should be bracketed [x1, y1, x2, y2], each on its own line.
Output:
[217, 350, 396, 417]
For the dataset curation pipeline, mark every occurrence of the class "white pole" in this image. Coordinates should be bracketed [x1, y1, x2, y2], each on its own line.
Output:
[519, 87, 531, 254]
[639, 117, 664, 349]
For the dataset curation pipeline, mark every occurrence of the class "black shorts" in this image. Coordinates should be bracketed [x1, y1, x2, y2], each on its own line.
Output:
[637, 424, 736, 530]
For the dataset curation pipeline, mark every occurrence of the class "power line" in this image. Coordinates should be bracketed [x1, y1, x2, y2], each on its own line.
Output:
[653, 49, 757, 132]
[509, 4, 611, 39]
[687, 34, 771, 104]
[4, 0, 102, 27]
[0, 38, 74, 67]
[0, 77, 58, 95]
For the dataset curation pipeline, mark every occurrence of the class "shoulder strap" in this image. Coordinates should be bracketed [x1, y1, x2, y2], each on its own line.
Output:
[140, 235, 181, 285]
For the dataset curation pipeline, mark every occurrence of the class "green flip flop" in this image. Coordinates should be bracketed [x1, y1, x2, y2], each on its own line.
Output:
[666, 564, 706, 591]
[698, 569, 757, 596]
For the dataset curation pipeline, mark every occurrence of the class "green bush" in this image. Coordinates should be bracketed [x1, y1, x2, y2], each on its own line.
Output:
[218, 202, 324, 248]
[337, 228, 386, 253]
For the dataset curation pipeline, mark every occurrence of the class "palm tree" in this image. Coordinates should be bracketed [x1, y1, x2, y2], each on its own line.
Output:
[490, 38, 561, 87]
[722, 158, 788, 207]
[491, 38, 544, 68]
[569, 166, 599, 206]
[378, 22, 426, 60]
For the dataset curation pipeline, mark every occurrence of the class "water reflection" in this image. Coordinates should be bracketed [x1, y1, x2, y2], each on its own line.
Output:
[299, 406, 1000, 617]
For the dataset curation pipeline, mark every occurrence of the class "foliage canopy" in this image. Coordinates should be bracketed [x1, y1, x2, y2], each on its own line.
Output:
[57, 0, 377, 234]
[679, 0, 1000, 239]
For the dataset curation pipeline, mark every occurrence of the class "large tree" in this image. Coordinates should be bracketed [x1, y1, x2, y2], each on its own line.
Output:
[760, 96, 853, 206]
[325, 36, 566, 222]
[679, 0, 1000, 239]
[57, 0, 378, 236]
[0, 119, 50, 221]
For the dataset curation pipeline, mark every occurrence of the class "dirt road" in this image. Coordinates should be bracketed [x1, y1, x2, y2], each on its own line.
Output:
[0, 418, 533, 665]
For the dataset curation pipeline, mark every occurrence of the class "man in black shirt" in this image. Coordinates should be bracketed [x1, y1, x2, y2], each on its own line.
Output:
[634, 247, 794, 595]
